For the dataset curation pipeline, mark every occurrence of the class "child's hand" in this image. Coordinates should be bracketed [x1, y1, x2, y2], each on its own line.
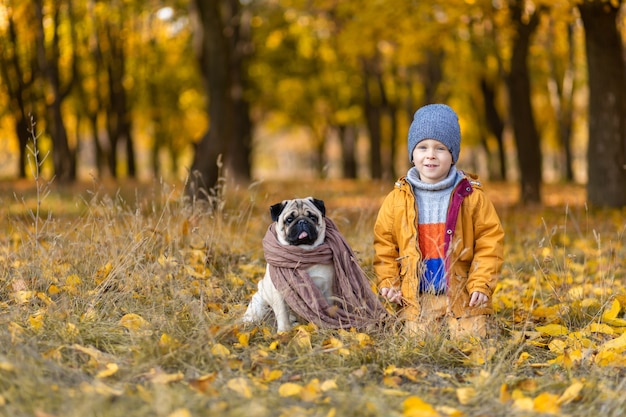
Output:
[469, 291, 488, 307]
[380, 287, 403, 304]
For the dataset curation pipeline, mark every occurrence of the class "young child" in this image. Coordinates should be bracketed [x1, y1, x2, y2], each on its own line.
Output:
[374, 103, 504, 339]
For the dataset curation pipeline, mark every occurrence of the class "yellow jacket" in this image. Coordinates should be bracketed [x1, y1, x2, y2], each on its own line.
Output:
[373, 173, 504, 319]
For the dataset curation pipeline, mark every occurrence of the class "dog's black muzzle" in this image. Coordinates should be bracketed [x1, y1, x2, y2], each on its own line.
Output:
[286, 218, 318, 246]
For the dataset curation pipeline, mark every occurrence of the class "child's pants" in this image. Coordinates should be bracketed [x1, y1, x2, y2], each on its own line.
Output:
[404, 294, 487, 339]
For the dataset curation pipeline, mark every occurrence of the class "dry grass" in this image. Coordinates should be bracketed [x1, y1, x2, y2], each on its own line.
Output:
[0, 177, 625, 417]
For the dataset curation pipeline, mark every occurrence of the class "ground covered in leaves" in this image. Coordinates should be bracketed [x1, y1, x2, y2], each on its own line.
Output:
[0, 178, 625, 417]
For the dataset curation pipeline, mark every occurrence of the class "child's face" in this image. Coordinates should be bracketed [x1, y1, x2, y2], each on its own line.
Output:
[412, 139, 453, 184]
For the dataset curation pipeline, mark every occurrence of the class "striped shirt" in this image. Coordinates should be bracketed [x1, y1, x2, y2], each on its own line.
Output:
[407, 166, 462, 294]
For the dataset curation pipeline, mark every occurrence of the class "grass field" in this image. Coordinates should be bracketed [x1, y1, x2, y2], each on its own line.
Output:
[0, 177, 625, 417]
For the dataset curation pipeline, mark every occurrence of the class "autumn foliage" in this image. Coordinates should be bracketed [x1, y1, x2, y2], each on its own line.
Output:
[0, 178, 625, 416]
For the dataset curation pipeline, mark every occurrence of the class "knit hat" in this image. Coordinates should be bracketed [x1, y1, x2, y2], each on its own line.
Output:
[408, 104, 461, 163]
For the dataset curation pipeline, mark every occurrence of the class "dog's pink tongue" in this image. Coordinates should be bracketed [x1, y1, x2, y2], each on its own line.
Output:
[298, 231, 309, 240]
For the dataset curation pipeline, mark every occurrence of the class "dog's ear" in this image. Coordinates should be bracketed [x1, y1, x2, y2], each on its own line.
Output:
[270, 202, 287, 222]
[311, 198, 326, 217]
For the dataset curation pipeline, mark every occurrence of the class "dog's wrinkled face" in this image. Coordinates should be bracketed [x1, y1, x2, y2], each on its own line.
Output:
[270, 197, 326, 249]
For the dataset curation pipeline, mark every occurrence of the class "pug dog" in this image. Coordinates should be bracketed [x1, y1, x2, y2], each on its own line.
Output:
[242, 197, 334, 332]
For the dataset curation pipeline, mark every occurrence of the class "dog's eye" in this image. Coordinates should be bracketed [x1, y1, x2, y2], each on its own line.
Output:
[308, 214, 318, 222]
[285, 216, 294, 224]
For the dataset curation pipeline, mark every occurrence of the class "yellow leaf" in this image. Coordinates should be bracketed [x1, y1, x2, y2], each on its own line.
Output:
[605, 318, 626, 327]
[254, 366, 282, 383]
[594, 350, 626, 366]
[402, 396, 439, 417]
[146, 368, 184, 384]
[48, 284, 61, 295]
[237, 332, 250, 348]
[278, 382, 302, 397]
[28, 313, 44, 331]
[355, 332, 373, 346]
[8, 322, 24, 343]
[602, 299, 621, 321]
[119, 313, 150, 333]
[587, 323, 615, 334]
[548, 339, 567, 353]
[436, 405, 464, 417]
[71, 344, 105, 363]
[383, 364, 397, 375]
[536, 324, 569, 336]
[167, 408, 192, 417]
[96, 363, 119, 379]
[456, 387, 476, 405]
[79, 380, 124, 396]
[533, 392, 560, 414]
[95, 262, 113, 285]
[320, 379, 337, 392]
[226, 378, 252, 398]
[557, 381, 583, 405]
[13, 290, 35, 304]
[383, 375, 401, 387]
[188, 373, 219, 395]
[211, 343, 230, 357]
[300, 379, 321, 402]
[65, 274, 82, 286]
[159, 333, 181, 351]
[598, 332, 626, 353]
[513, 396, 534, 411]
[499, 383, 511, 403]
[64, 322, 79, 339]
[290, 328, 312, 351]
[0, 362, 15, 372]
[516, 352, 531, 366]
[36, 291, 54, 306]
[322, 337, 343, 350]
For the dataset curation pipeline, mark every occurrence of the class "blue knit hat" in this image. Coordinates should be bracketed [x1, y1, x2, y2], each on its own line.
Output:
[408, 104, 461, 163]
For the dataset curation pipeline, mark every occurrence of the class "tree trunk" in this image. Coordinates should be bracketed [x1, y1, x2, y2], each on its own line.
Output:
[0, 8, 38, 179]
[188, 0, 252, 196]
[362, 57, 390, 179]
[225, 4, 253, 182]
[506, 0, 543, 204]
[363, 70, 383, 180]
[578, 1, 626, 207]
[339, 124, 357, 178]
[480, 78, 506, 180]
[34, 0, 76, 182]
[105, 20, 135, 179]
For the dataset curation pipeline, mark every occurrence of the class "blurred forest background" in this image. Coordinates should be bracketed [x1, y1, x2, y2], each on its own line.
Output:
[1, 0, 625, 206]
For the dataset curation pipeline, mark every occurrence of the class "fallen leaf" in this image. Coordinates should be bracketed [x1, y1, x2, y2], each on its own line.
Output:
[188, 373, 218, 395]
[144, 368, 184, 384]
[119, 313, 150, 334]
[278, 382, 302, 397]
[557, 381, 584, 405]
[211, 343, 230, 357]
[598, 332, 626, 353]
[602, 299, 621, 321]
[167, 408, 191, 417]
[402, 396, 438, 417]
[456, 387, 476, 405]
[96, 363, 119, 379]
[533, 392, 560, 414]
[226, 377, 252, 398]
[536, 324, 569, 336]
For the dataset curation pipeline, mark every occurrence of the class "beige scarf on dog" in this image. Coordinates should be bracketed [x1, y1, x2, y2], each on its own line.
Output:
[263, 218, 388, 330]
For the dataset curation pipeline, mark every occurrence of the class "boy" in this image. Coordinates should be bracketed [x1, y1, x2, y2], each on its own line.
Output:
[374, 104, 504, 338]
